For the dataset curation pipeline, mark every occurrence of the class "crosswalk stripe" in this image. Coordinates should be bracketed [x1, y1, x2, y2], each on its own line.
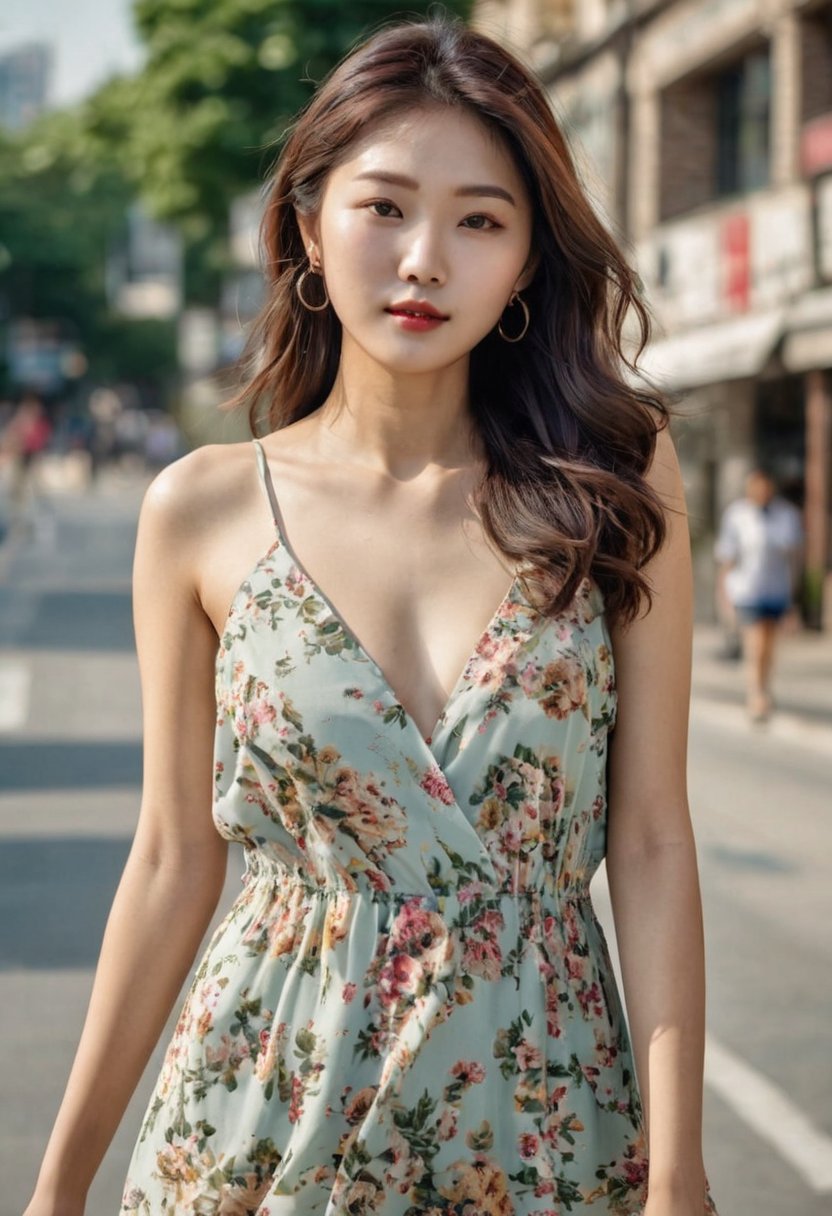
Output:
[705, 1034, 832, 1193]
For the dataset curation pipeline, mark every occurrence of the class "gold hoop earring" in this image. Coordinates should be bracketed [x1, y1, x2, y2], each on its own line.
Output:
[497, 291, 530, 343]
[296, 264, 330, 312]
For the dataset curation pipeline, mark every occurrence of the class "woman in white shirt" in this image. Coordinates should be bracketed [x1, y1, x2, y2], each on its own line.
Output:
[715, 467, 804, 721]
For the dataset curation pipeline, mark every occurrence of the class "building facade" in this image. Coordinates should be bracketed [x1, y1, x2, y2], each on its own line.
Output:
[474, 0, 832, 626]
[0, 43, 50, 131]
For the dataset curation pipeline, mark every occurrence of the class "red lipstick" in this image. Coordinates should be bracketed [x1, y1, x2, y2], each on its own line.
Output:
[385, 299, 449, 331]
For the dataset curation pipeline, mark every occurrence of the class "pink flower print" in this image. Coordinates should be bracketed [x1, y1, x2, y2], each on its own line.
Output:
[342, 981, 357, 1004]
[466, 632, 519, 690]
[255, 1024, 282, 1084]
[513, 1039, 543, 1071]
[438, 1106, 459, 1141]
[385, 1127, 425, 1195]
[420, 764, 456, 806]
[518, 660, 540, 696]
[462, 930, 503, 982]
[566, 955, 585, 982]
[594, 1030, 618, 1069]
[389, 901, 449, 961]
[550, 1085, 568, 1109]
[378, 952, 422, 1006]
[288, 1073, 305, 1123]
[285, 566, 306, 597]
[233, 705, 250, 741]
[457, 881, 487, 904]
[577, 980, 603, 1018]
[249, 698, 277, 726]
[450, 1059, 486, 1085]
[366, 867, 392, 894]
[499, 818, 523, 854]
[518, 1132, 539, 1159]
[477, 908, 505, 934]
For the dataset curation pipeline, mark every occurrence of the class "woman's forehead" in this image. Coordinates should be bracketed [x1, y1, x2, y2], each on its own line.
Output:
[328, 106, 525, 193]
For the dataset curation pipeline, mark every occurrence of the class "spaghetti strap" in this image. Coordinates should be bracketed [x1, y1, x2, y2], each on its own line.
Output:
[252, 437, 282, 536]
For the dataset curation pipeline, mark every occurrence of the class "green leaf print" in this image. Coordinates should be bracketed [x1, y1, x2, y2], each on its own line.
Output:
[248, 741, 293, 782]
[295, 1026, 316, 1055]
[354, 1025, 381, 1060]
[382, 702, 408, 729]
[556, 1173, 585, 1210]
[312, 802, 349, 821]
[510, 1164, 539, 1185]
[465, 1119, 494, 1151]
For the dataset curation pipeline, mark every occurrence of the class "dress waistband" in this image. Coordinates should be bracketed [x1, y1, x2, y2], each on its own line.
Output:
[240, 848, 595, 906]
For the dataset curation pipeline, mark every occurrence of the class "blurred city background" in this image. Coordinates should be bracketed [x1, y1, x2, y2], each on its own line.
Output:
[0, 1, 829, 1215]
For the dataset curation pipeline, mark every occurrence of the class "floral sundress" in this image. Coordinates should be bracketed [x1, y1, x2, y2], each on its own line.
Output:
[120, 437, 719, 1215]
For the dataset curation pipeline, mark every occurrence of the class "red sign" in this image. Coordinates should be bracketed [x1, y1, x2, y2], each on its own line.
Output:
[721, 212, 750, 312]
[801, 113, 832, 177]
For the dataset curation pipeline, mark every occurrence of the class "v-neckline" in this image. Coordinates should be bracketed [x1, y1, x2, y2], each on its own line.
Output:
[254, 439, 527, 748]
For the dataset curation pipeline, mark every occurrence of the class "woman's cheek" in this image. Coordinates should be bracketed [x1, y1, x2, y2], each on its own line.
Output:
[325, 213, 385, 265]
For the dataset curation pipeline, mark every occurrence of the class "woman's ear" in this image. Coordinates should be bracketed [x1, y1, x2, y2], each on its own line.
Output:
[516, 248, 541, 293]
[295, 210, 321, 267]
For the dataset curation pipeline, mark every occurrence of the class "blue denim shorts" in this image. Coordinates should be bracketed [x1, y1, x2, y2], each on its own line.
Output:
[735, 599, 789, 624]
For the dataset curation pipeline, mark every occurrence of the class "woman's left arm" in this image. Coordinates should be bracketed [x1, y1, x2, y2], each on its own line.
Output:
[606, 422, 712, 1215]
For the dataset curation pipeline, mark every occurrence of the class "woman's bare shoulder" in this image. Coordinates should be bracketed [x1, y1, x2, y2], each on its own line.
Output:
[139, 441, 254, 538]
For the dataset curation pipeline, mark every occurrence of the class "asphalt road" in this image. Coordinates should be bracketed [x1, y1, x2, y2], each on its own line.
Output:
[1, 472, 830, 1216]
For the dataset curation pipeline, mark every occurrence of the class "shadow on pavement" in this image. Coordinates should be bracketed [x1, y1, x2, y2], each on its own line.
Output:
[0, 836, 131, 969]
[0, 740, 142, 790]
[0, 589, 134, 651]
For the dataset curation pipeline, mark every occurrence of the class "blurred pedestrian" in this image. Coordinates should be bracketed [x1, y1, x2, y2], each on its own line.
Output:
[714, 466, 804, 722]
[0, 391, 53, 534]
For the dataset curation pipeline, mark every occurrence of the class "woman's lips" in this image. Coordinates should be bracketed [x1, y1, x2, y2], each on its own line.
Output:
[386, 309, 448, 331]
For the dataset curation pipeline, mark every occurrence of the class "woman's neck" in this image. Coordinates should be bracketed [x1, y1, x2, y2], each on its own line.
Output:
[308, 350, 485, 478]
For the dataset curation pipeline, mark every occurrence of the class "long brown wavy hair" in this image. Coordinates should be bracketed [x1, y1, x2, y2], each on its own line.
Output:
[224, 13, 672, 629]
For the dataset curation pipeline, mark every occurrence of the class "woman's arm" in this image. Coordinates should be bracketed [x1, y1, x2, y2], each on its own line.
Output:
[25, 453, 230, 1212]
[606, 423, 710, 1214]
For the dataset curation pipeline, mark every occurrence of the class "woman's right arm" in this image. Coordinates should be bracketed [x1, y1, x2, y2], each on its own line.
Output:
[24, 453, 230, 1214]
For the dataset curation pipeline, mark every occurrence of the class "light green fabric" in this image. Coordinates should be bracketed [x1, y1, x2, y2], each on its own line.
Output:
[120, 437, 717, 1215]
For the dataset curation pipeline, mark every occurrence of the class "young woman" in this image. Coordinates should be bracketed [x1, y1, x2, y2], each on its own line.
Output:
[25, 16, 719, 1216]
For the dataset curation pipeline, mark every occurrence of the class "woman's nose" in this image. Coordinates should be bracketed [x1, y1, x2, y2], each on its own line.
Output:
[398, 229, 446, 285]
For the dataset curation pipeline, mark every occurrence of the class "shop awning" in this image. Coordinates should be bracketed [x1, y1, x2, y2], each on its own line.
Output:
[782, 287, 832, 372]
[627, 309, 785, 390]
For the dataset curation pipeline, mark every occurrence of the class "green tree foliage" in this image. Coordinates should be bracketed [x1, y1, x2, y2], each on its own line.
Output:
[0, 111, 127, 329]
[0, 107, 178, 392]
[0, 0, 473, 391]
[124, 0, 474, 241]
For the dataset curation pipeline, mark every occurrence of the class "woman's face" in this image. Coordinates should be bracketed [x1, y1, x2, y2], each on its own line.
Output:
[297, 104, 537, 373]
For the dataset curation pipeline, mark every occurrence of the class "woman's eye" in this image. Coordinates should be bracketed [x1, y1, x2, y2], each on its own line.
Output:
[367, 201, 400, 218]
[461, 214, 500, 230]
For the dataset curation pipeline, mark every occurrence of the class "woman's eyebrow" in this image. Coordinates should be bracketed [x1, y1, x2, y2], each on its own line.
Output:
[352, 170, 516, 207]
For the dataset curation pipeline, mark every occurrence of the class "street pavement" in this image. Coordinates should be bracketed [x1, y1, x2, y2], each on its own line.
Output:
[0, 460, 830, 1216]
